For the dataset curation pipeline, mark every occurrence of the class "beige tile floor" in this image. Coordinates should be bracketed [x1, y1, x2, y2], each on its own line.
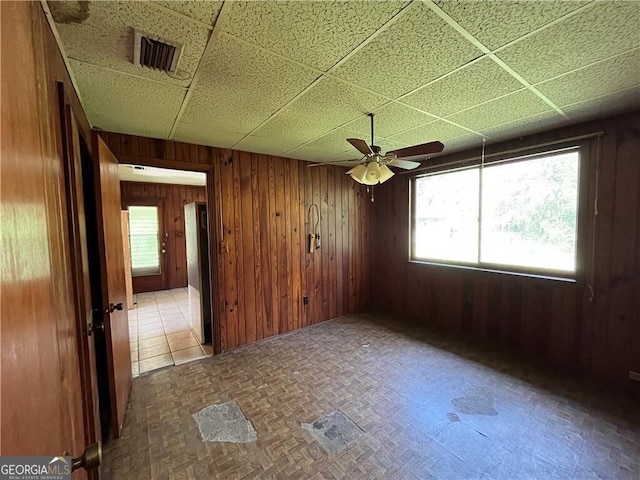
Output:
[129, 288, 213, 376]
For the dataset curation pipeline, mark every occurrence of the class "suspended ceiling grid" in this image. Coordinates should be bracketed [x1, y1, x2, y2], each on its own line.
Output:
[48, 0, 640, 162]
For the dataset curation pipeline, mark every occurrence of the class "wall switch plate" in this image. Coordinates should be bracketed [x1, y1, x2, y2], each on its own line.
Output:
[303, 296, 308, 305]
[629, 371, 640, 382]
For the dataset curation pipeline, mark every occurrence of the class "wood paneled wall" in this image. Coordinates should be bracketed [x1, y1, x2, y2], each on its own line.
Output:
[105, 133, 371, 352]
[120, 182, 206, 291]
[371, 111, 640, 385]
[1, 1, 90, 458]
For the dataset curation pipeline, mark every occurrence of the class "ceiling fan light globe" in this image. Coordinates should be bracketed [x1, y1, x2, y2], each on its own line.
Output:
[378, 164, 394, 183]
[348, 164, 368, 184]
[365, 162, 382, 184]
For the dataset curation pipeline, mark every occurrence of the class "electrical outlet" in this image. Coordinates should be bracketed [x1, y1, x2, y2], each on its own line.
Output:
[303, 296, 309, 305]
[629, 371, 640, 382]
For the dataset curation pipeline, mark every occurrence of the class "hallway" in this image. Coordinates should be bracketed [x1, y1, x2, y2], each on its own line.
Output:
[129, 288, 212, 376]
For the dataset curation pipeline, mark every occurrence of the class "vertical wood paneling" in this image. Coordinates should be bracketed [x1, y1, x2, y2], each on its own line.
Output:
[590, 129, 618, 378]
[250, 154, 265, 341]
[303, 164, 314, 327]
[327, 167, 337, 320]
[311, 167, 322, 324]
[370, 111, 640, 385]
[120, 181, 206, 290]
[232, 152, 245, 348]
[269, 157, 281, 335]
[320, 168, 330, 322]
[289, 161, 301, 332]
[348, 181, 356, 312]
[2, 0, 97, 461]
[275, 157, 287, 335]
[165, 140, 175, 161]
[105, 132, 372, 353]
[604, 120, 640, 379]
[221, 152, 237, 349]
[240, 152, 257, 345]
[298, 162, 309, 328]
[137, 137, 149, 157]
[342, 175, 350, 315]
[209, 155, 224, 355]
[335, 171, 344, 318]
[258, 157, 274, 339]
[352, 183, 360, 311]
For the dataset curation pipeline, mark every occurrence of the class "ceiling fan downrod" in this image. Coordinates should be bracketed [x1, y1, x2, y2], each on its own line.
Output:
[368, 112, 375, 148]
[367, 113, 383, 158]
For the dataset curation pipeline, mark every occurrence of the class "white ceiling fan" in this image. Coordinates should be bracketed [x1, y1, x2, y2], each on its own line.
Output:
[309, 113, 444, 185]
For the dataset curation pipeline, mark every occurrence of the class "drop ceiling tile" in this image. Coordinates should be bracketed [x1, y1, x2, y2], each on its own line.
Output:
[376, 137, 410, 153]
[478, 111, 567, 141]
[562, 86, 640, 122]
[394, 131, 481, 157]
[152, 1, 223, 25]
[327, 150, 369, 163]
[71, 60, 186, 139]
[346, 103, 438, 140]
[443, 134, 485, 154]
[220, 1, 409, 71]
[247, 77, 388, 147]
[332, 2, 482, 98]
[233, 135, 302, 158]
[182, 34, 320, 138]
[287, 124, 408, 161]
[334, 136, 407, 157]
[446, 89, 552, 132]
[300, 127, 367, 153]
[536, 49, 640, 108]
[400, 57, 523, 117]
[496, 2, 640, 84]
[287, 145, 352, 163]
[389, 120, 474, 147]
[434, 0, 587, 51]
[173, 121, 244, 149]
[51, 1, 210, 87]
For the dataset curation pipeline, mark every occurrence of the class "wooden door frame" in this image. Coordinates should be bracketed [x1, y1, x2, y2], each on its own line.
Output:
[57, 83, 100, 476]
[124, 198, 170, 293]
[108, 154, 221, 355]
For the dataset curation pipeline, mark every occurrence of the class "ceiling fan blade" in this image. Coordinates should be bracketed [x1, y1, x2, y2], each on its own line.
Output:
[387, 141, 444, 158]
[347, 138, 373, 155]
[307, 159, 362, 168]
[387, 158, 421, 170]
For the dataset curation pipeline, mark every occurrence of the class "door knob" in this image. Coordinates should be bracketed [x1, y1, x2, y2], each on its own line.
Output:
[161, 249, 167, 254]
[70, 441, 102, 471]
[107, 302, 124, 313]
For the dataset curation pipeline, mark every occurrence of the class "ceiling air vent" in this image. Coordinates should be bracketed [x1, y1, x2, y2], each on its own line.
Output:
[133, 30, 182, 73]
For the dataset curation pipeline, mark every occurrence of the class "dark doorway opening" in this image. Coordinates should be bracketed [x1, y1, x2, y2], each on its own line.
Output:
[78, 135, 112, 441]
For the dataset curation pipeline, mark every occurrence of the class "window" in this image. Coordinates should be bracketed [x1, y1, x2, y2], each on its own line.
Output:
[412, 149, 580, 275]
[128, 205, 161, 276]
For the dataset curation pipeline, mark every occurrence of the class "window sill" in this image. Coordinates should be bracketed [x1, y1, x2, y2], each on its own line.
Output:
[408, 260, 578, 283]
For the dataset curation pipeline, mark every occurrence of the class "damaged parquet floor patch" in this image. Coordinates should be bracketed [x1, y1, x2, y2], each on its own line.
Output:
[102, 314, 640, 479]
[193, 401, 257, 444]
[301, 410, 364, 455]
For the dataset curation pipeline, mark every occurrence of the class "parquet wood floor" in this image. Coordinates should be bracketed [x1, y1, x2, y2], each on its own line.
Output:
[102, 314, 640, 479]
